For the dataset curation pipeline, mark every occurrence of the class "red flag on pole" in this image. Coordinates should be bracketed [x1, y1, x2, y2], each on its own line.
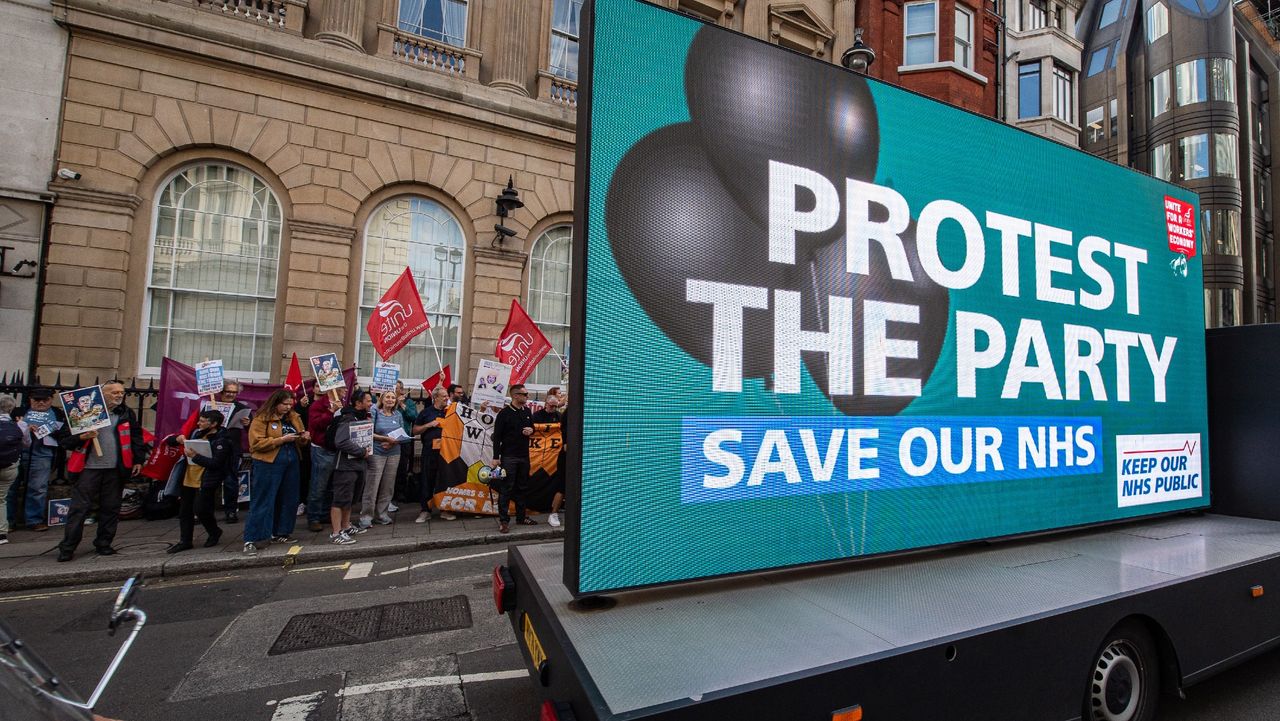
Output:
[366, 267, 431, 361]
[284, 353, 304, 393]
[422, 365, 452, 392]
[495, 299, 552, 385]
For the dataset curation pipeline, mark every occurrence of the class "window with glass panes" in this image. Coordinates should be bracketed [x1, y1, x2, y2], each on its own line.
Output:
[1178, 133, 1210, 179]
[398, 0, 467, 47]
[145, 164, 281, 376]
[904, 2, 937, 66]
[954, 7, 973, 68]
[1052, 65, 1072, 123]
[1146, 2, 1167, 43]
[526, 226, 572, 388]
[358, 197, 465, 382]
[1019, 63, 1041, 119]
[549, 0, 582, 81]
[1025, 0, 1047, 29]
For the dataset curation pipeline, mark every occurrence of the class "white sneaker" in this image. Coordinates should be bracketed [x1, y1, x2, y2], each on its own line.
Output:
[243, 542, 258, 556]
[548, 513, 561, 528]
[388, 503, 399, 513]
[415, 512, 430, 524]
[296, 503, 306, 516]
[329, 532, 355, 545]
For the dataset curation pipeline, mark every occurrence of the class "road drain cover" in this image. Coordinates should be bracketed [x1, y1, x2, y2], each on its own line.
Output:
[269, 595, 472, 655]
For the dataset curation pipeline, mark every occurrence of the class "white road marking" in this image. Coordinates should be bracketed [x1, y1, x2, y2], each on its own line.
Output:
[288, 562, 352, 574]
[377, 549, 506, 576]
[343, 562, 374, 580]
[268, 691, 325, 720]
[336, 669, 527, 697]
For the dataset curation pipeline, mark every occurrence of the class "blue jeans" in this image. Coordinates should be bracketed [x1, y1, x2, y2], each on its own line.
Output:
[246, 447, 300, 544]
[307, 446, 336, 523]
[18, 451, 53, 526]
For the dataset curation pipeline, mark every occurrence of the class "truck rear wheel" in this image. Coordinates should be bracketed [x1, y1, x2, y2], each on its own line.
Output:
[1085, 622, 1159, 721]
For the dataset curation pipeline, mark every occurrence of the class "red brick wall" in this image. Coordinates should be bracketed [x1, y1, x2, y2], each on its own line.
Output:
[859, 0, 998, 117]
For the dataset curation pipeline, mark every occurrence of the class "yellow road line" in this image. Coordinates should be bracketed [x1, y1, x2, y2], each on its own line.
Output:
[287, 561, 351, 574]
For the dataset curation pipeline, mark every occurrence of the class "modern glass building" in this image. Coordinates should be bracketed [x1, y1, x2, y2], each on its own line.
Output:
[1079, 0, 1279, 326]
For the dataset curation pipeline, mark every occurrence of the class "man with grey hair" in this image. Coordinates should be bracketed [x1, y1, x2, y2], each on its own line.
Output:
[0, 395, 29, 545]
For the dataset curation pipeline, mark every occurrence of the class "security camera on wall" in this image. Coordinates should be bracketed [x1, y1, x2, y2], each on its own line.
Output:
[57, 168, 82, 181]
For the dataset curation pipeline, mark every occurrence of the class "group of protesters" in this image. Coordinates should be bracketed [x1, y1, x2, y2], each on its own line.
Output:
[0, 377, 569, 559]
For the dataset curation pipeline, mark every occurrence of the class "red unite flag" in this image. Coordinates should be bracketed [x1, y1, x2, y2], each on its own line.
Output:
[367, 268, 431, 360]
[495, 299, 552, 385]
[422, 365, 452, 392]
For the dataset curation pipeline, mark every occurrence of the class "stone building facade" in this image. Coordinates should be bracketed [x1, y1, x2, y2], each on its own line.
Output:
[0, 0, 65, 376]
[41, 0, 578, 388]
[30, 0, 1004, 389]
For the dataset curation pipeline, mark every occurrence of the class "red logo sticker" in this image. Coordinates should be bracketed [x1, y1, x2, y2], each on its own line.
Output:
[1165, 196, 1196, 257]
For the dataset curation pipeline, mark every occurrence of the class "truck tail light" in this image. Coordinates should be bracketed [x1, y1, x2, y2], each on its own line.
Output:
[541, 700, 578, 721]
[493, 565, 516, 614]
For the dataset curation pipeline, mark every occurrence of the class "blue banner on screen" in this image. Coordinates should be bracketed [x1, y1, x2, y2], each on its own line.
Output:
[567, 0, 1211, 594]
[681, 416, 1103, 503]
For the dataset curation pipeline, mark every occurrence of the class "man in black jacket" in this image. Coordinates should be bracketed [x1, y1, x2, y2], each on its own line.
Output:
[329, 390, 374, 545]
[167, 409, 234, 553]
[56, 381, 149, 562]
[490, 384, 535, 534]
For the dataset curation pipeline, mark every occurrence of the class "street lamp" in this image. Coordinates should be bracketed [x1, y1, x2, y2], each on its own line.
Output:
[840, 28, 876, 74]
[493, 175, 523, 247]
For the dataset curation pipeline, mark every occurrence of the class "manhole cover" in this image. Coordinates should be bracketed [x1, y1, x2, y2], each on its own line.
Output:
[269, 595, 472, 655]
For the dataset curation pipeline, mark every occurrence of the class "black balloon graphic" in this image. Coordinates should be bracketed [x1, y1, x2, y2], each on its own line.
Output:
[684, 27, 880, 248]
[797, 221, 949, 415]
[605, 122, 793, 379]
[604, 26, 949, 413]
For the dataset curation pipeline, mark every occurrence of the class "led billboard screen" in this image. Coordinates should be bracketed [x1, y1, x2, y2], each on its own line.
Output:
[567, 0, 1209, 594]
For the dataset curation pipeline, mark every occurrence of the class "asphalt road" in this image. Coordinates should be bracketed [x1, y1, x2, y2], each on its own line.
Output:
[1, 542, 543, 721]
[4, 541, 1280, 721]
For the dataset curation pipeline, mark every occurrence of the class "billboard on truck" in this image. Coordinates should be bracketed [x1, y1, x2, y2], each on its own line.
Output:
[566, 0, 1209, 595]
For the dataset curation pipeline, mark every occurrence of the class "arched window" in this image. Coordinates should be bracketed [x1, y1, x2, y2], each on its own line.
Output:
[359, 196, 466, 382]
[527, 225, 572, 388]
[144, 163, 282, 377]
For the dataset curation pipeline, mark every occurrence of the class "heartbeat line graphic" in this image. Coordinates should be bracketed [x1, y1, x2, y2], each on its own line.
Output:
[1122, 440, 1198, 455]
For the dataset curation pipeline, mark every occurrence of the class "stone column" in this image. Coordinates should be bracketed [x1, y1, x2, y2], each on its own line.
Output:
[281, 219, 357, 378]
[37, 186, 141, 379]
[468, 246, 528, 384]
[488, 1, 532, 95]
[316, 0, 367, 52]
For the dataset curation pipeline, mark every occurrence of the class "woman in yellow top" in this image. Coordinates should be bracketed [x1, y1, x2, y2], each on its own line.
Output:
[244, 389, 310, 556]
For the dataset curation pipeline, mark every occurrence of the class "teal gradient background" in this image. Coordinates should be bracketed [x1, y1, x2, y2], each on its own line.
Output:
[575, 0, 1209, 593]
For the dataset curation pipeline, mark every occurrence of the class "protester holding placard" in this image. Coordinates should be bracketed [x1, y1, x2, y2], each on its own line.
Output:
[244, 389, 310, 556]
[532, 391, 567, 528]
[55, 381, 148, 562]
[328, 390, 373, 545]
[391, 380, 419, 511]
[305, 388, 344, 532]
[359, 391, 406, 528]
[490, 383, 536, 534]
[209, 384, 249, 525]
[13, 387, 65, 531]
[165, 409, 234, 553]
[412, 386, 451, 523]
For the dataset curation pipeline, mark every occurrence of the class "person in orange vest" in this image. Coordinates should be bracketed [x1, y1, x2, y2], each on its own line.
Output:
[55, 381, 148, 562]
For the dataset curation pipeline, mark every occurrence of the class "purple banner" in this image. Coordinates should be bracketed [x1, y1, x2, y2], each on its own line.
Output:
[155, 358, 356, 438]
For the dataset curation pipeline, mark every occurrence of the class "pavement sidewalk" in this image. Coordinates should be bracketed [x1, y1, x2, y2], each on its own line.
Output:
[0, 506, 563, 592]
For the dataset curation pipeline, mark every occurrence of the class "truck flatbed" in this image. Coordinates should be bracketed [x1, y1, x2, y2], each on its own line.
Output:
[508, 514, 1280, 720]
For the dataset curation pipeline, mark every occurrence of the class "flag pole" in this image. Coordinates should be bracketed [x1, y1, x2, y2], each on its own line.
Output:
[425, 325, 447, 382]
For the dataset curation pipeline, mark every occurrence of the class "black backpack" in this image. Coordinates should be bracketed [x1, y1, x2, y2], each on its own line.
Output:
[324, 412, 349, 453]
[0, 420, 24, 468]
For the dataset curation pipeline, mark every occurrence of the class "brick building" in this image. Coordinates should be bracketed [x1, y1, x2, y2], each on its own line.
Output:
[24, 0, 1003, 390]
